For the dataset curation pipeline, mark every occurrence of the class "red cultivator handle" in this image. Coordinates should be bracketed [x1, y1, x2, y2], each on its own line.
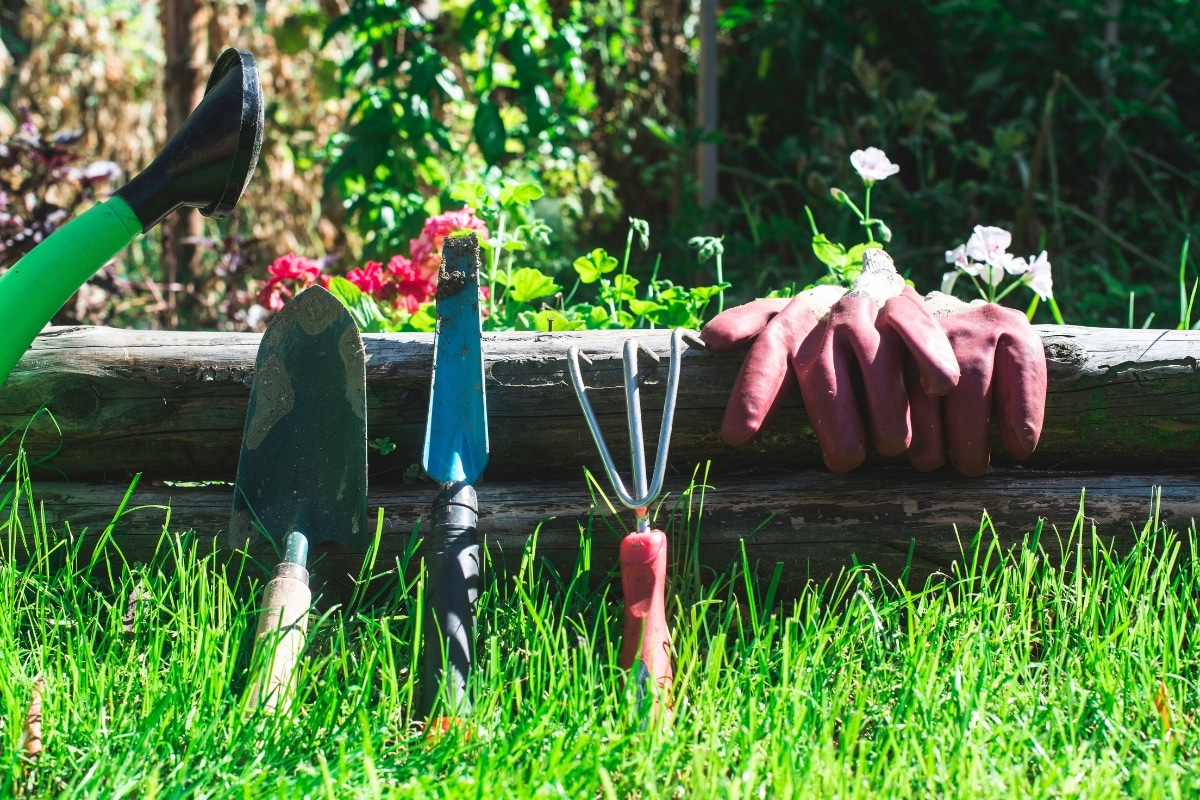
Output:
[568, 329, 688, 701]
[619, 528, 672, 693]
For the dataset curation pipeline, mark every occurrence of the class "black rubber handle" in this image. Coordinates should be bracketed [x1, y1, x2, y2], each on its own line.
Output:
[418, 481, 480, 719]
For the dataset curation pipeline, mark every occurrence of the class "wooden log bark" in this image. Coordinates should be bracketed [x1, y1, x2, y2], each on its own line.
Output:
[0, 325, 1198, 483]
[19, 469, 1198, 599]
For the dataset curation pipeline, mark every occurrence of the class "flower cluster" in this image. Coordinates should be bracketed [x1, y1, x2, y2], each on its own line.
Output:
[944, 225, 1053, 301]
[256, 253, 328, 310]
[255, 208, 488, 316]
[409, 208, 489, 280]
[345, 255, 438, 313]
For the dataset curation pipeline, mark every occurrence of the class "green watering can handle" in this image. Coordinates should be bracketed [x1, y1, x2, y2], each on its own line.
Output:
[0, 197, 143, 383]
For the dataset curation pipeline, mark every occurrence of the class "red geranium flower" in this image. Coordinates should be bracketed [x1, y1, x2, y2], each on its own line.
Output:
[257, 252, 327, 310]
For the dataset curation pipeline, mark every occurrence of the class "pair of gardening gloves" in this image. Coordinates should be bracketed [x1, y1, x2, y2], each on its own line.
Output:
[701, 249, 1047, 477]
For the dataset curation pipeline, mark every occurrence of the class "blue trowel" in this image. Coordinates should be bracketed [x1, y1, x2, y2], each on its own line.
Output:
[418, 232, 489, 722]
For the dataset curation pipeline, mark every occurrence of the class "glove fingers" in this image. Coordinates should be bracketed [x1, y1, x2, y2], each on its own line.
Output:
[700, 298, 791, 352]
[879, 287, 960, 396]
[942, 349, 995, 477]
[835, 293, 911, 458]
[904, 353, 946, 471]
[794, 319, 867, 473]
[994, 329, 1048, 459]
[720, 296, 817, 446]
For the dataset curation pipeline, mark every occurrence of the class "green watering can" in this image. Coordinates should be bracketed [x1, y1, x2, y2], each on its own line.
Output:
[0, 47, 263, 386]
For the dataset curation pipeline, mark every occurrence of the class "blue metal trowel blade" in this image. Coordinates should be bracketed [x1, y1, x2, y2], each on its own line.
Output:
[422, 233, 490, 485]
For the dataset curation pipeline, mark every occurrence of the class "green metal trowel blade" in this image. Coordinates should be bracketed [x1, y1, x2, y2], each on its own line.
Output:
[422, 233, 490, 485]
[229, 285, 368, 551]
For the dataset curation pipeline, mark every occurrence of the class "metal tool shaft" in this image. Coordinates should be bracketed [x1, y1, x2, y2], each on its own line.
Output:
[567, 328, 686, 523]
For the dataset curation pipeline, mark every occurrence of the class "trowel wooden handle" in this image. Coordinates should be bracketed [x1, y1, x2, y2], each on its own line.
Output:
[619, 530, 673, 695]
[246, 560, 310, 713]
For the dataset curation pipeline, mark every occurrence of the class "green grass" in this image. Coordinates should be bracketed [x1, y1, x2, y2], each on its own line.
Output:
[1, 448, 1197, 798]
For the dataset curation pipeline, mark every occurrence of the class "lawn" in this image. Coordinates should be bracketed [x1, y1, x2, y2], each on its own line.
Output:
[2, 449, 1197, 798]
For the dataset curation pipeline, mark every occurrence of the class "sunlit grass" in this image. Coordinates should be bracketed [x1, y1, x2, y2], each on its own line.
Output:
[1, 449, 1197, 798]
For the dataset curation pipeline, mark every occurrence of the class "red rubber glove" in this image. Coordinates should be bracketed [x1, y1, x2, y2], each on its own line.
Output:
[905, 293, 1048, 477]
[702, 251, 1047, 476]
[702, 251, 959, 472]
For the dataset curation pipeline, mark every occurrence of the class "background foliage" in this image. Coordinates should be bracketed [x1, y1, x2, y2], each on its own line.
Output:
[0, 0, 1196, 328]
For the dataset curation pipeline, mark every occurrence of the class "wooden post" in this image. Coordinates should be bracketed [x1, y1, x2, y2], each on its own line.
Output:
[159, 0, 210, 328]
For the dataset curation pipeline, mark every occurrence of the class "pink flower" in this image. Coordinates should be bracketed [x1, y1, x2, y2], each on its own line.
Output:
[257, 253, 325, 310]
[386, 254, 437, 313]
[346, 260, 388, 297]
[409, 208, 488, 279]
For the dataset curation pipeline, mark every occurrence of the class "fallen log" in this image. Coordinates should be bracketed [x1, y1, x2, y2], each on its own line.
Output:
[1, 325, 1199, 482]
[18, 469, 1197, 598]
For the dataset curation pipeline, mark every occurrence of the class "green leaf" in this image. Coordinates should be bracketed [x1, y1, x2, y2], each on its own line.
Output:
[501, 240, 527, 252]
[811, 234, 849, 270]
[473, 100, 507, 166]
[586, 305, 611, 327]
[845, 242, 884, 264]
[532, 309, 586, 332]
[450, 181, 490, 208]
[407, 303, 437, 333]
[506, 267, 560, 303]
[327, 276, 386, 333]
[602, 273, 639, 303]
[687, 284, 725, 302]
[628, 298, 664, 316]
[573, 248, 619, 283]
[498, 181, 545, 208]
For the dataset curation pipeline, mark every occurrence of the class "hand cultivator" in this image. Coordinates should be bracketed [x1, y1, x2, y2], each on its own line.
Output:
[0, 48, 264, 388]
[567, 328, 687, 701]
[229, 285, 369, 712]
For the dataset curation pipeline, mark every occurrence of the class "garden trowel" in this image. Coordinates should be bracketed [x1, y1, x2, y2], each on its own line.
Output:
[418, 233, 489, 722]
[229, 284, 368, 711]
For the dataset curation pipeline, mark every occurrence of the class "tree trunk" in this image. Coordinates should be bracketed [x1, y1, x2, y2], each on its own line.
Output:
[159, 0, 211, 328]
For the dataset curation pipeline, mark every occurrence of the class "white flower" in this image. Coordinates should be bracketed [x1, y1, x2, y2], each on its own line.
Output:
[941, 270, 960, 294]
[945, 244, 969, 269]
[964, 225, 1013, 268]
[960, 258, 1006, 286]
[850, 147, 900, 183]
[1001, 251, 1030, 276]
[1026, 250, 1053, 300]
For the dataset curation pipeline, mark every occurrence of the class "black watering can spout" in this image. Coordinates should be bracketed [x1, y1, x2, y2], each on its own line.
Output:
[0, 47, 264, 389]
[116, 48, 264, 231]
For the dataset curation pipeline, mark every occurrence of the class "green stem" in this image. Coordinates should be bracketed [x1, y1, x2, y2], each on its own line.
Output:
[966, 271, 989, 303]
[716, 253, 725, 314]
[1048, 296, 1065, 324]
[992, 275, 1026, 303]
[1025, 294, 1040, 321]
[619, 226, 634, 322]
[839, 194, 867, 222]
[804, 205, 820, 237]
[563, 277, 581, 306]
[488, 213, 506, 323]
[863, 184, 874, 243]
